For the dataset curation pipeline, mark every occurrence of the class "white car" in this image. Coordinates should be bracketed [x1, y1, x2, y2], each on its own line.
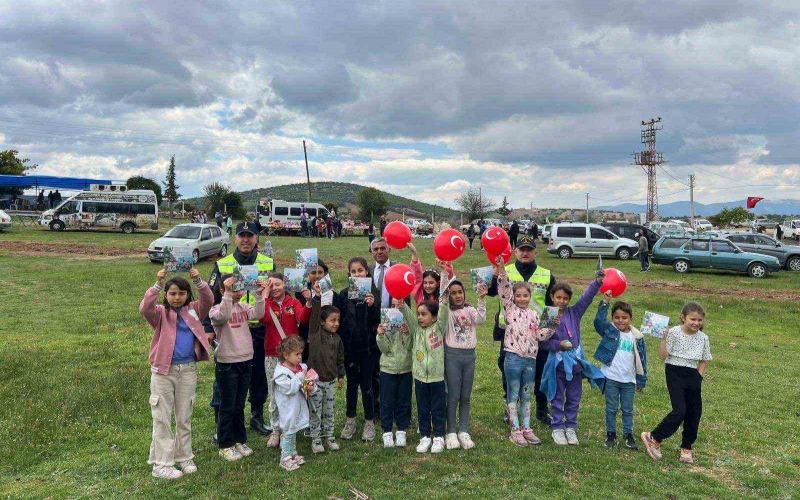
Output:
[780, 219, 800, 241]
[667, 219, 695, 234]
[0, 209, 11, 231]
[405, 218, 434, 235]
[147, 223, 230, 264]
[692, 219, 714, 231]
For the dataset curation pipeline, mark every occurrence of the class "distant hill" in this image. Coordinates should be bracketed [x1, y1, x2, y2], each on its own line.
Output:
[596, 199, 800, 217]
[185, 181, 459, 220]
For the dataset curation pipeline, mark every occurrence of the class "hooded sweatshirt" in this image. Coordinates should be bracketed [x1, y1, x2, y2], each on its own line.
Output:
[209, 292, 265, 363]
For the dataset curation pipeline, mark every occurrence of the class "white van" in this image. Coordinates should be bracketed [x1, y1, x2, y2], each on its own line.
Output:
[39, 187, 159, 234]
[257, 198, 330, 226]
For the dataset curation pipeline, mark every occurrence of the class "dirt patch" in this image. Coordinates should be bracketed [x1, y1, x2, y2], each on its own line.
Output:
[0, 241, 142, 259]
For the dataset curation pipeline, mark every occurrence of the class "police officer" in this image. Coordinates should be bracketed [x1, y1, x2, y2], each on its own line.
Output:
[208, 221, 274, 436]
[488, 234, 556, 426]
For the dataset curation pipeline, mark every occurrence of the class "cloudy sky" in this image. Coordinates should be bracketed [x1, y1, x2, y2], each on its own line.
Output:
[1, 1, 799, 210]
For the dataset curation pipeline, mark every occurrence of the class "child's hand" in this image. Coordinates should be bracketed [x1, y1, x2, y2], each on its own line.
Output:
[553, 316, 561, 326]
[207, 332, 216, 345]
[222, 277, 235, 293]
[157, 269, 167, 283]
[636, 386, 642, 393]
[435, 258, 447, 270]
[595, 268, 605, 283]
[261, 280, 273, 300]
[400, 323, 409, 334]
[476, 283, 488, 299]
[602, 291, 612, 303]
[255, 280, 266, 295]
[377, 324, 386, 336]
[559, 339, 573, 351]
[312, 282, 322, 295]
[301, 288, 312, 301]
[492, 255, 505, 274]
[189, 268, 201, 281]
[365, 293, 375, 307]
[337, 377, 344, 389]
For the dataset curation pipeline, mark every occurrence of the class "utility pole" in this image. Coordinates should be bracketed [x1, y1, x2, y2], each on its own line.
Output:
[302, 140, 312, 203]
[633, 117, 665, 223]
[585, 193, 590, 223]
[478, 187, 482, 221]
[688, 174, 696, 228]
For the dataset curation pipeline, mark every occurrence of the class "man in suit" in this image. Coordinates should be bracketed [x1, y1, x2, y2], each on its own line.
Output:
[368, 237, 395, 418]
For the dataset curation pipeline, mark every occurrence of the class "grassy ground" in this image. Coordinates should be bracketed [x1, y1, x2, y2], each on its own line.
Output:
[1, 225, 799, 499]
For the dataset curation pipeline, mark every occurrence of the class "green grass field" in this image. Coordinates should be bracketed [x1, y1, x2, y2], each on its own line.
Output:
[1, 225, 799, 499]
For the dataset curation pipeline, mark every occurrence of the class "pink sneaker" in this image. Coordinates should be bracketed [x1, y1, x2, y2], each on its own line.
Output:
[291, 454, 306, 465]
[641, 432, 662, 460]
[509, 429, 528, 447]
[679, 448, 694, 464]
[522, 428, 541, 445]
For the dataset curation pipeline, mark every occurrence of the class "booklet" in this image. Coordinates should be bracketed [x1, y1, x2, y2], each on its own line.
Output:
[318, 274, 333, 294]
[539, 306, 560, 329]
[163, 246, 193, 273]
[296, 248, 318, 274]
[641, 311, 670, 338]
[470, 266, 494, 292]
[440, 275, 457, 301]
[232, 265, 259, 292]
[381, 308, 406, 337]
[284, 267, 307, 294]
[348, 277, 373, 301]
[260, 240, 274, 259]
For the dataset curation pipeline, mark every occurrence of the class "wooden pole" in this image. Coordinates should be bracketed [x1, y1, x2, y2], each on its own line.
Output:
[303, 140, 312, 203]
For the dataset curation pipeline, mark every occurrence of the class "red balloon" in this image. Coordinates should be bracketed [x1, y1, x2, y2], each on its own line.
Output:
[600, 268, 628, 297]
[384, 263, 416, 299]
[434, 229, 466, 262]
[383, 221, 412, 250]
[481, 226, 509, 255]
[486, 242, 512, 265]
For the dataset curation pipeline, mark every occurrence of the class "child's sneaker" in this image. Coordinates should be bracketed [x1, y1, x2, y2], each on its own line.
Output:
[458, 432, 475, 450]
[326, 438, 340, 451]
[430, 437, 445, 453]
[445, 433, 460, 450]
[382, 432, 395, 448]
[552, 429, 569, 446]
[177, 459, 197, 474]
[564, 428, 579, 445]
[679, 448, 694, 464]
[522, 428, 542, 445]
[509, 429, 528, 447]
[151, 465, 183, 479]
[623, 434, 638, 450]
[395, 431, 407, 447]
[604, 432, 617, 448]
[235, 443, 253, 457]
[279, 457, 299, 472]
[416, 436, 432, 453]
[292, 454, 306, 465]
[311, 439, 325, 454]
[641, 432, 662, 460]
[219, 447, 243, 462]
[266, 431, 281, 448]
[341, 418, 357, 440]
[362, 420, 376, 441]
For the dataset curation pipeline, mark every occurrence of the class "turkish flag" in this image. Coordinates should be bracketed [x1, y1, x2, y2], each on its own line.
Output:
[746, 197, 764, 209]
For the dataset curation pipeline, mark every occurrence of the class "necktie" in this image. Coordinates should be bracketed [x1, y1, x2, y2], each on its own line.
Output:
[376, 264, 385, 300]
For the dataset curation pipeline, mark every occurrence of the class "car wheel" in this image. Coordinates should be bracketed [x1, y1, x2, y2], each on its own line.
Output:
[121, 222, 135, 234]
[787, 256, 800, 272]
[748, 262, 768, 279]
[673, 259, 690, 273]
[150, 259, 161, 264]
[219, 244, 228, 257]
[49, 220, 65, 232]
[616, 247, 631, 260]
[558, 247, 572, 259]
[192, 249, 200, 264]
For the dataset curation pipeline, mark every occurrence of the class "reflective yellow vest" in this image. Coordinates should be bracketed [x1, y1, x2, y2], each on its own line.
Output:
[216, 253, 274, 324]
[500, 263, 551, 323]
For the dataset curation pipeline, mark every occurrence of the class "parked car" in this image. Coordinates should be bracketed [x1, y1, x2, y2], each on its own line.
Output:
[667, 219, 696, 234]
[147, 223, 230, 264]
[542, 224, 553, 241]
[779, 219, 800, 241]
[405, 218, 434, 235]
[601, 221, 660, 251]
[547, 223, 638, 260]
[651, 235, 781, 278]
[0, 209, 11, 231]
[692, 219, 714, 231]
[647, 221, 689, 237]
[722, 233, 800, 272]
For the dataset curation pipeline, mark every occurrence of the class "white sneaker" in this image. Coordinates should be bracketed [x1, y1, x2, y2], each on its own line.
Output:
[234, 443, 253, 457]
[152, 465, 183, 479]
[416, 436, 432, 453]
[219, 446, 243, 461]
[395, 431, 407, 447]
[457, 432, 475, 450]
[362, 420, 375, 441]
[311, 439, 325, 454]
[431, 437, 445, 453]
[177, 460, 197, 474]
[341, 418, 356, 440]
[552, 429, 568, 446]
[382, 432, 395, 448]
[445, 433, 460, 450]
[565, 428, 579, 445]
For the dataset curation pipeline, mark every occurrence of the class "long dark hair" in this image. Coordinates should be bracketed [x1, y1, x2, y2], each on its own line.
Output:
[348, 256, 372, 277]
[162, 277, 194, 310]
[421, 269, 442, 302]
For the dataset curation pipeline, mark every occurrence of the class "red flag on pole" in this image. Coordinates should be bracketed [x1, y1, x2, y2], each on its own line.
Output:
[746, 197, 764, 209]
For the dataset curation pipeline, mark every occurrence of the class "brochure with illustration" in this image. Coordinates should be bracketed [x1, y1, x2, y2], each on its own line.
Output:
[470, 266, 494, 292]
[163, 246, 193, 273]
[296, 248, 318, 273]
[283, 267, 307, 294]
[318, 274, 333, 294]
[381, 308, 406, 336]
[260, 240, 274, 259]
[539, 306, 560, 329]
[232, 265, 260, 292]
[440, 275, 457, 300]
[348, 277, 373, 301]
[641, 311, 670, 338]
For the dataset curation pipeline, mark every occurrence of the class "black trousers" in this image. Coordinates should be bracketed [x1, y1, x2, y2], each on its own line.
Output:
[216, 360, 252, 448]
[415, 380, 446, 438]
[468, 237, 474, 249]
[651, 364, 703, 449]
[210, 326, 267, 412]
[498, 343, 548, 415]
[510, 235, 518, 248]
[345, 350, 376, 420]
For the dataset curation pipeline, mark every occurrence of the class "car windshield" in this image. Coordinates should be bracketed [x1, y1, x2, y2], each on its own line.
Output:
[164, 226, 201, 239]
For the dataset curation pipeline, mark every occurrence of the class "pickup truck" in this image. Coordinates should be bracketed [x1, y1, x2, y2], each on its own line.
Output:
[779, 219, 800, 241]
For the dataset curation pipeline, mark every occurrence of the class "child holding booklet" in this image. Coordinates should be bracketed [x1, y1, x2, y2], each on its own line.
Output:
[209, 274, 266, 461]
[376, 302, 413, 448]
[273, 336, 315, 471]
[642, 303, 711, 465]
[139, 268, 213, 479]
[408, 242, 454, 306]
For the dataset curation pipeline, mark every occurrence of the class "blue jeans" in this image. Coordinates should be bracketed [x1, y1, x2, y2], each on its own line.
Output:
[280, 432, 297, 460]
[380, 371, 412, 432]
[504, 352, 536, 430]
[605, 379, 636, 435]
[414, 380, 446, 438]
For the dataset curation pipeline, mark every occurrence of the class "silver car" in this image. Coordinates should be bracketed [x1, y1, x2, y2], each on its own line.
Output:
[547, 222, 639, 260]
[723, 233, 800, 272]
[148, 223, 230, 263]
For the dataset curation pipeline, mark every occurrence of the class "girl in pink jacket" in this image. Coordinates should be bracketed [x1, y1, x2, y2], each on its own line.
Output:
[139, 268, 213, 480]
[407, 242, 455, 306]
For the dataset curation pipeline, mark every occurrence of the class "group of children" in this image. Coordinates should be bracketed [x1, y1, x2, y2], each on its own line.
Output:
[139, 242, 712, 478]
